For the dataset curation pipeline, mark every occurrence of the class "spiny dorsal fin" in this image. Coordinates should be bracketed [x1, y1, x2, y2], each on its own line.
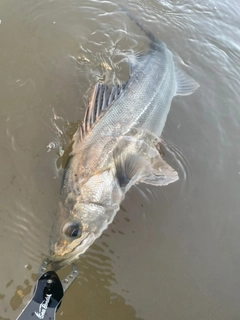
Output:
[75, 82, 126, 143]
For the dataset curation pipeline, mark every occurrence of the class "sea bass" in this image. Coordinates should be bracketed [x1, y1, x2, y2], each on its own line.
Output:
[49, 13, 199, 269]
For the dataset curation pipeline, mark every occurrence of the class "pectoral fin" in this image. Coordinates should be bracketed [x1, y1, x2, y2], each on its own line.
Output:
[113, 133, 179, 189]
[114, 152, 147, 188]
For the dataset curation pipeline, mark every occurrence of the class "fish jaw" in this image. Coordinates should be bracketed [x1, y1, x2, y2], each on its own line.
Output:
[50, 232, 95, 270]
[49, 198, 122, 269]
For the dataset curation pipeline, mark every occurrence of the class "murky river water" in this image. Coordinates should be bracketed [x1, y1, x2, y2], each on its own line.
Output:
[0, 0, 240, 319]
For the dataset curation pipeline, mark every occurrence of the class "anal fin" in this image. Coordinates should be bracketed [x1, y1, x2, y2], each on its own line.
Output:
[175, 67, 199, 96]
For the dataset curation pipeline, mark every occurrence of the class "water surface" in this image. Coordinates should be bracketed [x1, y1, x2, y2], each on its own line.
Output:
[0, 0, 240, 319]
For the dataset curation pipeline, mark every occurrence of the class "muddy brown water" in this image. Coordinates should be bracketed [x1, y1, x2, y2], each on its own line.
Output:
[0, 0, 240, 319]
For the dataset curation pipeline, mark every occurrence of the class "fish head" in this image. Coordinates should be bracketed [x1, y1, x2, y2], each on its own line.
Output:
[50, 202, 119, 269]
[49, 171, 123, 269]
[49, 221, 92, 270]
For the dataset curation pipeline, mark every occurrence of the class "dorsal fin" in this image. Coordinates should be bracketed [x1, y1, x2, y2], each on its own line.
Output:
[74, 82, 126, 144]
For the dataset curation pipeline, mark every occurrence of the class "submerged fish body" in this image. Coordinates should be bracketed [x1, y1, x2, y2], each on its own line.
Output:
[50, 16, 199, 268]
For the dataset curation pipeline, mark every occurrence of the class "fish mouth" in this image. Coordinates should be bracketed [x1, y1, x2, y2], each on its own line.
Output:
[50, 233, 95, 270]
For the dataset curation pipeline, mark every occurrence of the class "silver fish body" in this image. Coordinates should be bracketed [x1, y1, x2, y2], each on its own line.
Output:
[49, 23, 199, 269]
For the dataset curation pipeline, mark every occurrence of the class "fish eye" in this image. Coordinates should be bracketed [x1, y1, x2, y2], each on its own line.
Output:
[71, 228, 80, 238]
[63, 221, 82, 239]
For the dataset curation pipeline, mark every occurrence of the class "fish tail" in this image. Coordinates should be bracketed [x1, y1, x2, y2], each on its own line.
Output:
[120, 6, 157, 46]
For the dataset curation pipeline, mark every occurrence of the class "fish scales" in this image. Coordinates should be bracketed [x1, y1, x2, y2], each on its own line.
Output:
[49, 11, 199, 269]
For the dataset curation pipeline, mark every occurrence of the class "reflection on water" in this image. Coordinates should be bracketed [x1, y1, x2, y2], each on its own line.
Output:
[7, 242, 143, 320]
[0, 0, 240, 319]
[57, 244, 144, 320]
[10, 280, 32, 311]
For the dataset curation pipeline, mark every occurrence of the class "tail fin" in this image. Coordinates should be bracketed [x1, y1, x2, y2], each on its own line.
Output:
[120, 6, 158, 47]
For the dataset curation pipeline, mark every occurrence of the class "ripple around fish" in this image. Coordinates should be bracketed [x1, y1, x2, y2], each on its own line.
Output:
[4, 0, 194, 270]
[75, 244, 117, 287]
[161, 139, 192, 197]
[3, 201, 49, 266]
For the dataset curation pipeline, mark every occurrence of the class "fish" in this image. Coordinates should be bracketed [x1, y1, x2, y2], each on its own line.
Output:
[49, 10, 199, 269]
